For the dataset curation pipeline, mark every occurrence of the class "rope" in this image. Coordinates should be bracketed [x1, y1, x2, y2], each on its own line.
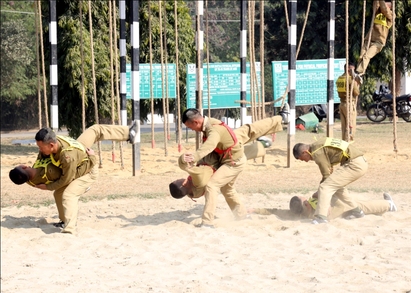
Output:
[163, 2, 170, 141]
[391, 0, 398, 154]
[108, 0, 116, 163]
[260, 0, 265, 118]
[278, 0, 311, 110]
[345, 0, 350, 142]
[206, 0, 211, 118]
[88, 0, 103, 167]
[112, 0, 125, 169]
[38, 0, 49, 128]
[34, 1, 41, 128]
[174, 0, 182, 152]
[159, 1, 168, 156]
[79, 1, 86, 132]
[149, 2, 155, 149]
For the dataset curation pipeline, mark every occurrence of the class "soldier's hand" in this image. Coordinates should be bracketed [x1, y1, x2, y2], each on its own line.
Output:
[86, 147, 95, 156]
[183, 153, 194, 164]
[35, 184, 47, 190]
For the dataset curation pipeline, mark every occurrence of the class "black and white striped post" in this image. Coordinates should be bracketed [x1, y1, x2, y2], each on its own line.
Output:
[49, 0, 58, 130]
[327, 0, 335, 137]
[240, 0, 247, 125]
[195, 1, 204, 149]
[130, 0, 140, 174]
[119, 0, 127, 126]
[287, 0, 297, 167]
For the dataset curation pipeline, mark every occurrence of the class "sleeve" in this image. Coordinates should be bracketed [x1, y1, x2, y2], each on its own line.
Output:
[192, 129, 222, 162]
[313, 149, 332, 182]
[350, 76, 360, 97]
[46, 153, 77, 191]
[378, 1, 393, 21]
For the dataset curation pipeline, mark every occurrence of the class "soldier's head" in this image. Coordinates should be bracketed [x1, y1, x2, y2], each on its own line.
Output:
[344, 62, 356, 74]
[35, 128, 58, 156]
[182, 108, 204, 132]
[9, 165, 34, 185]
[169, 178, 194, 199]
[293, 143, 312, 162]
[289, 195, 315, 218]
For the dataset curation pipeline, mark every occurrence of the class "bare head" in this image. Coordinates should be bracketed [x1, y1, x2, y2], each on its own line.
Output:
[169, 178, 193, 199]
[9, 165, 33, 185]
[35, 128, 58, 155]
[293, 143, 312, 162]
[182, 108, 204, 132]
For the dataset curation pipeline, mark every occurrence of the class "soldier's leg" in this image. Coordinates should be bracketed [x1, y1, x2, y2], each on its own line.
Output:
[234, 116, 283, 145]
[202, 155, 247, 225]
[53, 187, 65, 222]
[339, 103, 348, 140]
[356, 43, 383, 75]
[61, 165, 98, 234]
[77, 125, 130, 148]
[357, 199, 390, 215]
[350, 103, 357, 140]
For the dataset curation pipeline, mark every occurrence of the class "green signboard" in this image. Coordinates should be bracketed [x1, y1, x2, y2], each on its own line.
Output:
[271, 59, 345, 106]
[126, 64, 176, 99]
[186, 62, 261, 109]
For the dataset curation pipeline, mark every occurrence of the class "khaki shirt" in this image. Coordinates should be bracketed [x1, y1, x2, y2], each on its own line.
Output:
[310, 138, 363, 182]
[28, 159, 62, 186]
[336, 73, 360, 102]
[37, 137, 96, 191]
[192, 117, 244, 166]
[366, 1, 393, 45]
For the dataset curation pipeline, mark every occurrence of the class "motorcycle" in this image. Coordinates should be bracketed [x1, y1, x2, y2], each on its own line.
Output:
[366, 85, 411, 123]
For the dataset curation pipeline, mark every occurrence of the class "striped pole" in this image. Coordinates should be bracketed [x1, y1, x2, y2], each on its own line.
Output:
[327, 0, 335, 137]
[130, 0, 140, 174]
[119, 0, 127, 126]
[49, 0, 58, 130]
[240, 0, 247, 125]
[195, 1, 204, 149]
[287, 0, 297, 167]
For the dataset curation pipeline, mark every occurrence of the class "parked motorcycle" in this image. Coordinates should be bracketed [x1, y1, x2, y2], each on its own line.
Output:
[366, 85, 411, 123]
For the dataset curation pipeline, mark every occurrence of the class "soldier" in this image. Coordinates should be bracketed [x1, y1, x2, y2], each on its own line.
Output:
[336, 63, 360, 141]
[10, 123, 138, 234]
[170, 114, 286, 227]
[354, 1, 393, 84]
[293, 137, 368, 224]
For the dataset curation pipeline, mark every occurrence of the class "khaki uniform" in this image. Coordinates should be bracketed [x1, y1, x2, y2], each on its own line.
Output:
[179, 116, 283, 224]
[309, 138, 367, 219]
[356, 1, 393, 75]
[336, 73, 360, 141]
[37, 124, 130, 234]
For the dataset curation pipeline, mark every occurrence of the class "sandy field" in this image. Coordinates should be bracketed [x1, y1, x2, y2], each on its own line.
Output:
[1, 119, 411, 293]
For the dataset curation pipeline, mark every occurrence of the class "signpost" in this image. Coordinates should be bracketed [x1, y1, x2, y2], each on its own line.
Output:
[271, 59, 345, 106]
[126, 63, 176, 99]
[186, 62, 261, 109]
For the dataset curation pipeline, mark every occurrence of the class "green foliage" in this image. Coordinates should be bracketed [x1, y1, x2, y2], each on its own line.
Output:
[0, 1, 39, 129]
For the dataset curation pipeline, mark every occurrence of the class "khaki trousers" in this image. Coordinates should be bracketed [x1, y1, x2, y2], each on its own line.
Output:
[356, 42, 384, 75]
[315, 156, 368, 219]
[202, 154, 247, 225]
[54, 124, 129, 234]
[339, 102, 357, 141]
[330, 199, 390, 220]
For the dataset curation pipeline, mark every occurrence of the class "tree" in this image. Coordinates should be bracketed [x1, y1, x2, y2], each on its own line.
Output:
[0, 1, 38, 129]
[39, 0, 195, 137]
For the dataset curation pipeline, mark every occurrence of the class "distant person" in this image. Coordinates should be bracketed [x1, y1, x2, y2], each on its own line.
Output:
[336, 63, 360, 141]
[293, 138, 368, 224]
[9, 123, 139, 234]
[353, 1, 393, 85]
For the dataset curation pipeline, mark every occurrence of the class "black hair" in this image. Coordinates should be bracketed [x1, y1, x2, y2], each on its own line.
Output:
[182, 108, 201, 124]
[9, 167, 29, 185]
[169, 182, 186, 199]
[293, 143, 309, 159]
[289, 196, 304, 215]
[35, 128, 57, 143]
